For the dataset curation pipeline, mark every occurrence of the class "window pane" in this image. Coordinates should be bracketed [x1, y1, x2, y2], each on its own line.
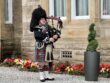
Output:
[54, 0, 66, 17]
[5, 0, 9, 21]
[103, 0, 110, 15]
[4, 0, 13, 23]
[76, 0, 88, 16]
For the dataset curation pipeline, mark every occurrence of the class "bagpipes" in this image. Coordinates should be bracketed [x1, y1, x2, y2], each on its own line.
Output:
[42, 16, 63, 44]
[45, 16, 63, 62]
[47, 16, 63, 35]
[47, 16, 63, 29]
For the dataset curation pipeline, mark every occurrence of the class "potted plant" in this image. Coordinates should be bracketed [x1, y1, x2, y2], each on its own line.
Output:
[84, 23, 100, 81]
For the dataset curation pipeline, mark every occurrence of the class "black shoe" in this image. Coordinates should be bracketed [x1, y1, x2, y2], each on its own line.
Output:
[40, 79, 45, 82]
[45, 78, 55, 81]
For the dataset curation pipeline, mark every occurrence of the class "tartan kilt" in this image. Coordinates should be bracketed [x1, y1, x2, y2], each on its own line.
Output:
[35, 42, 54, 62]
[35, 42, 46, 62]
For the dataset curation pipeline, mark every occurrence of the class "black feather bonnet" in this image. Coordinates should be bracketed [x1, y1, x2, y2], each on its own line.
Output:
[30, 5, 47, 32]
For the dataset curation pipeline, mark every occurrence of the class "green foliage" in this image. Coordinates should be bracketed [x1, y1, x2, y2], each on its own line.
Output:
[3, 62, 16, 67]
[86, 23, 98, 51]
[68, 70, 84, 75]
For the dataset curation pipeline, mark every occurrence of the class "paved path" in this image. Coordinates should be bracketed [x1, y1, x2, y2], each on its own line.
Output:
[0, 67, 110, 83]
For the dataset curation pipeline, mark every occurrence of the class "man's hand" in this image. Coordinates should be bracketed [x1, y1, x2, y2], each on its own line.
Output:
[49, 38, 55, 42]
[53, 35, 58, 39]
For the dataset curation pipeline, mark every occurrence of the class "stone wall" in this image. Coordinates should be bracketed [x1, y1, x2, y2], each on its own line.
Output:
[0, 0, 14, 60]
[21, 0, 41, 61]
[0, 0, 1, 32]
[20, 0, 110, 63]
[1, 0, 110, 63]
[0, 0, 14, 48]
[13, 0, 22, 51]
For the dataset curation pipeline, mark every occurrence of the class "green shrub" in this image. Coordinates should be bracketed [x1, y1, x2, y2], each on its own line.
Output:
[86, 23, 98, 51]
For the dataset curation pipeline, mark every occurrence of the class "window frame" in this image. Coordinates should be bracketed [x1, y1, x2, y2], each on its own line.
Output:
[71, 0, 90, 19]
[5, 0, 13, 24]
[101, 0, 110, 19]
[49, 0, 67, 20]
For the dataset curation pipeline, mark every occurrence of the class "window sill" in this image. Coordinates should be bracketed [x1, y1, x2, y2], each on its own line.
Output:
[72, 16, 90, 20]
[5, 21, 13, 24]
[101, 15, 110, 19]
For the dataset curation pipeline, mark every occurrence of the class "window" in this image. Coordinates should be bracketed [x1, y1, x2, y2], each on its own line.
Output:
[101, 0, 110, 19]
[71, 0, 89, 19]
[49, 0, 66, 19]
[5, 0, 13, 24]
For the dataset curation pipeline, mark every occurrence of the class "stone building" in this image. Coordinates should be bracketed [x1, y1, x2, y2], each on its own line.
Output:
[0, 0, 110, 63]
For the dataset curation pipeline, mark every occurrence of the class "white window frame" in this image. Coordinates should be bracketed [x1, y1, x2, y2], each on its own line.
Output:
[101, 0, 110, 19]
[71, 0, 90, 19]
[5, 0, 13, 24]
[49, 0, 67, 20]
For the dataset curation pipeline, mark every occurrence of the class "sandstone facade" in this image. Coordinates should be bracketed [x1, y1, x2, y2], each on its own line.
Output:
[0, 0, 110, 63]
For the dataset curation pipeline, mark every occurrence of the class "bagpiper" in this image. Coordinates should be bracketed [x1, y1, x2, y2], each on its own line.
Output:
[30, 5, 62, 82]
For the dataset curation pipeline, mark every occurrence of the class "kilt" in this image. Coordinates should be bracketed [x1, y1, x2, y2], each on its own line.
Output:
[35, 42, 54, 63]
[35, 42, 45, 62]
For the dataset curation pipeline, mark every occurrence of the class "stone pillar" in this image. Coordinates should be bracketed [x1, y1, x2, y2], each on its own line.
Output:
[0, 0, 4, 39]
[0, 0, 4, 60]
[67, 0, 71, 23]
[0, 0, 2, 60]
[21, 0, 40, 61]
[89, 0, 101, 37]
[0, 1, 1, 30]
[90, 0, 100, 23]
[13, 0, 22, 52]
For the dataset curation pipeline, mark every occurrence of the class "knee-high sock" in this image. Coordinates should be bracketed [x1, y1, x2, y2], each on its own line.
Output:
[48, 62, 53, 71]
[42, 64, 49, 71]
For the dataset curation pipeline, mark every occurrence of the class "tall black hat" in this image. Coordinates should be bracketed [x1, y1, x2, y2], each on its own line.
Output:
[30, 5, 47, 32]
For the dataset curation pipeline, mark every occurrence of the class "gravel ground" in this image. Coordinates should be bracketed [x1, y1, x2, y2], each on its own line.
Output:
[0, 67, 110, 83]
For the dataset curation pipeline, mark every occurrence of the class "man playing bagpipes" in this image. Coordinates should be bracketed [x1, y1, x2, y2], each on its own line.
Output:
[30, 5, 63, 82]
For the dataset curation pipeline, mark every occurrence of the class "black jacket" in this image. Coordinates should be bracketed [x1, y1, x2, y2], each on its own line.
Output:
[33, 24, 61, 42]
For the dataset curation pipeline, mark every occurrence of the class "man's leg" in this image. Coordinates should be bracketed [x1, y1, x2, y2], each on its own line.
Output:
[39, 64, 46, 82]
[43, 64, 54, 81]
[48, 62, 53, 72]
